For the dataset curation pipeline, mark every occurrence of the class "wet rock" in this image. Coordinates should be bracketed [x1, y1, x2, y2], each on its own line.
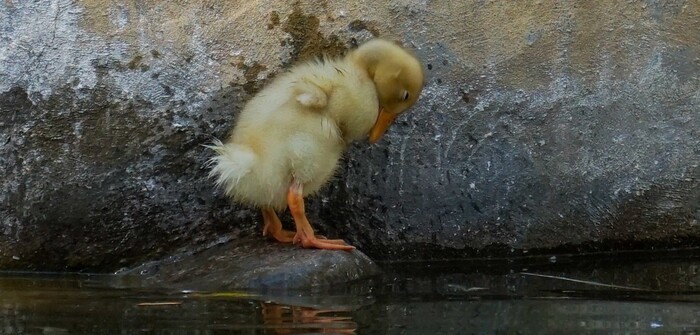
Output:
[116, 238, 380, 290]
[0, 1, 699, 271]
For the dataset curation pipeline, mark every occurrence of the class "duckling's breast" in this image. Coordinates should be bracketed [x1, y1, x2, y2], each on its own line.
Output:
[326, 65, 379, 143]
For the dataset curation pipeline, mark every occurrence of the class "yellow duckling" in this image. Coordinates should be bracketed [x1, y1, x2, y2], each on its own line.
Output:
[208, 39, 424, 251]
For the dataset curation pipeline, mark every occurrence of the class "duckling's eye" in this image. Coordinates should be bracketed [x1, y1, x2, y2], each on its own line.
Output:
[402, 91, 410, 101]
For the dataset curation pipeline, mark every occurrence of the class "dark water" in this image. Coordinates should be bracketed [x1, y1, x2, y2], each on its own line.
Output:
[2, 251, 700, 334]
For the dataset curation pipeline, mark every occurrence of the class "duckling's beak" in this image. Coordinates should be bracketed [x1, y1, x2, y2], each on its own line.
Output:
[369, 108, 397, 144]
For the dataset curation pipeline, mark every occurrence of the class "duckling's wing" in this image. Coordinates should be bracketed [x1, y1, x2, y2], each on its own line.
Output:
[294, 76, 330, 109]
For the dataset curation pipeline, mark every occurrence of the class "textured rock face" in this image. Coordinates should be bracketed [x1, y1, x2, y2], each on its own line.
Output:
[1, 1, 698, 271]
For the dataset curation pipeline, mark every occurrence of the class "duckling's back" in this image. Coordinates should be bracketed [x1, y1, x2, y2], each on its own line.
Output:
[209, 56, 378, 210]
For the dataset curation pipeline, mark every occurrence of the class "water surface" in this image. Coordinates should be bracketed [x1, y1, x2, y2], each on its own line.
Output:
[2, 251, 700, 334]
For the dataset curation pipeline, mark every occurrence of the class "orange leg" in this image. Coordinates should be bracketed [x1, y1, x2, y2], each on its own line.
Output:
[262, 207, 295, 243]
[287, 180, 355, 251]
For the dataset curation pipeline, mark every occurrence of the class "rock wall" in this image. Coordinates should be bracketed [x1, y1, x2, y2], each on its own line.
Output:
[1, 0, 698, 271]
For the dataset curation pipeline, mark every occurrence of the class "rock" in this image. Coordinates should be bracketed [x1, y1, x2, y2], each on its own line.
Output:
[0, 1, 699, 271]
[115, 238, 380, 290]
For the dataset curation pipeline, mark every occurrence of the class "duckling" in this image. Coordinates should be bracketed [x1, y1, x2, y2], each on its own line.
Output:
[208, 38, 424, 251]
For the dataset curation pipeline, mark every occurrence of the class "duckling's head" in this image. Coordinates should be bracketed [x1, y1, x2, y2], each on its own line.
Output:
[350, 39, 425, 143]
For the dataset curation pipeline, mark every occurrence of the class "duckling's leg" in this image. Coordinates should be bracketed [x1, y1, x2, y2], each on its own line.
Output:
[261, 207, 295, 243]
[287, 180, 355, 251]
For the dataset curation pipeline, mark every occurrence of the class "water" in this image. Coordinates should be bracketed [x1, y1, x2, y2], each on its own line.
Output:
[2, 251, 700, 334]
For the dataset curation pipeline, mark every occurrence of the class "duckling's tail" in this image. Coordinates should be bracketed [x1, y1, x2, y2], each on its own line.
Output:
[204, 139, 257, 196]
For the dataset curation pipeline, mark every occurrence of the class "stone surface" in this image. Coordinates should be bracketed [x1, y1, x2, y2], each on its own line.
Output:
[0, 1, 699, 271]
[116, 237, 380, 290]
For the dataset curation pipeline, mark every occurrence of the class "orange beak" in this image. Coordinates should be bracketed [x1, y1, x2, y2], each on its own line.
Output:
[369, 108, 397, 144]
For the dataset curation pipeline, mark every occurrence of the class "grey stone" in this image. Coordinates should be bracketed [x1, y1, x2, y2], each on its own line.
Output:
[0, 1, 698, 272]
[115, 237, 380, 290]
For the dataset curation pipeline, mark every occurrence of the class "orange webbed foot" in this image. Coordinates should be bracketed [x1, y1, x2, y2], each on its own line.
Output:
[287, 180, 355, 252]
[261, 208, 295, 243]
[293, 230, 355, 251]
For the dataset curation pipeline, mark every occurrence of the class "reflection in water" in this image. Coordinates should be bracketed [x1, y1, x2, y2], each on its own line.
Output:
[2, 254, 700, 334]
[0, 275, 359, 334]
[261, 303, 356, 334]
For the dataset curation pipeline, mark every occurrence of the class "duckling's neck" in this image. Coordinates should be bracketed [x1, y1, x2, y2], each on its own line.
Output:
[327, 58, 379, 144]
[347, 46, 384, 78]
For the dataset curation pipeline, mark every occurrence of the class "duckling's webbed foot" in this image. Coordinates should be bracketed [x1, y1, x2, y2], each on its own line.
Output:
[287, 180, 355, 251]
[261, 207, 295, 243]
